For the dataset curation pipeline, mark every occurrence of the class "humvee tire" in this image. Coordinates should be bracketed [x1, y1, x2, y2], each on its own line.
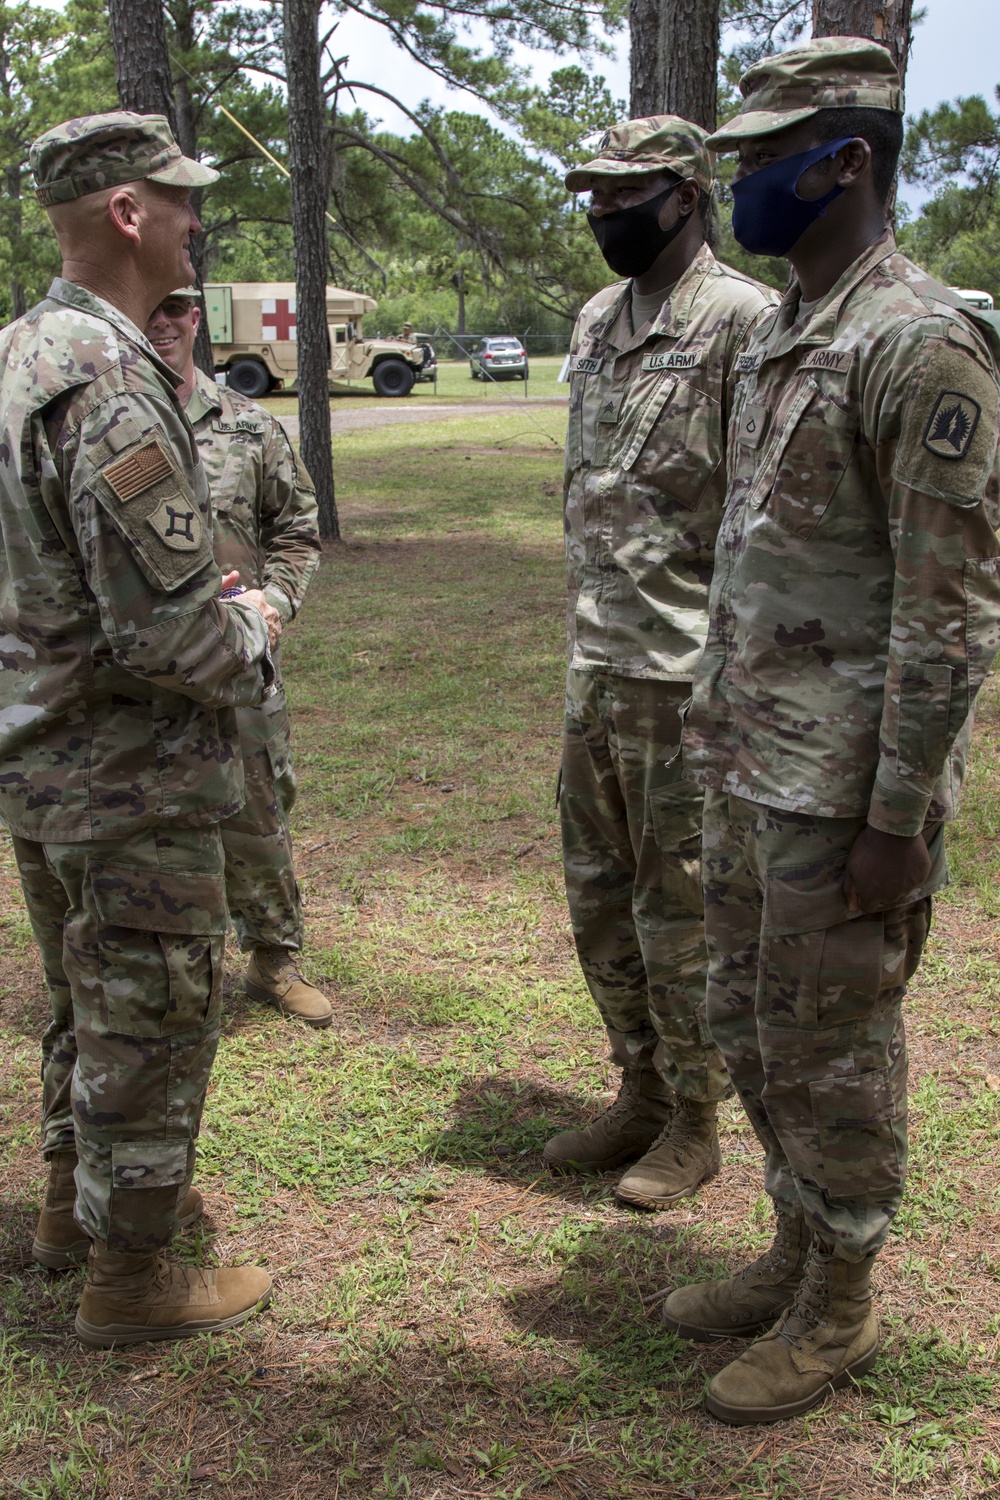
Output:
[372, 359, 415, 397]
[228, 359, 271, 398]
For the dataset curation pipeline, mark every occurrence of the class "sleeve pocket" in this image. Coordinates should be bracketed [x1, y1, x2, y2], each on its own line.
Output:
[892, 661, 953, 778]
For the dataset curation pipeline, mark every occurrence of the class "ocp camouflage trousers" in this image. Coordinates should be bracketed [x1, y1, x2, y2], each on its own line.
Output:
[219, 712, 303, 952]
[561, 668, 728, 1102]
[13, 826, 227, 1253]
[703, 790, 946, 1261]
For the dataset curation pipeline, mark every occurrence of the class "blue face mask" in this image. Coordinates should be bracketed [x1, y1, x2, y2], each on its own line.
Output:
[731, 137, 856, 257]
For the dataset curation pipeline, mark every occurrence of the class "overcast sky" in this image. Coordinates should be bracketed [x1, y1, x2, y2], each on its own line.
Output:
[41, 0, 1000, 211]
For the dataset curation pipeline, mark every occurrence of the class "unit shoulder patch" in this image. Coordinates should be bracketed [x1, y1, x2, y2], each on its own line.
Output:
[147, 498, 203, 551]
[921, 390, 981, 460]
[893, 337, 999, 507]
[94, 429, 211, 591]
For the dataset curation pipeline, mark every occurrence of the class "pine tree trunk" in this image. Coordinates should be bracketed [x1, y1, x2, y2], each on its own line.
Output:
[169, 0, 214, 375]
[661, 0, 720, 130]
[107, 0, 178, 129]
[630, 0, 720, 130]
[5, 165, 26, 320]
[811, 0, 913, 85]
[283, 0, 338, 540]
[629, 0, 662, 117]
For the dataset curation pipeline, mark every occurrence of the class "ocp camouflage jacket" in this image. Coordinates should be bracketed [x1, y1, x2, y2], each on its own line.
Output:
[187, 372, 320, 746]
[564, 243, 778, 681]
[0, 279, 271, 841]
[683, 234, 1000, 836]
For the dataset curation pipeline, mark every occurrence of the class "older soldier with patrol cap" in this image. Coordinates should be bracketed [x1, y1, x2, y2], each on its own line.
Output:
[544, 118, 777, 1208]
[144, 288, 328, 1026]
[2, 112, 279, 1346]
[660, 39, 1000, 1423]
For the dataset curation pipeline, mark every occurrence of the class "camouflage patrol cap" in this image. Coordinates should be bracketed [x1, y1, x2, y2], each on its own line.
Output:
[707, 36, 903, 150]
[31, 112, 219, 209]
[565, 115, 714, 193]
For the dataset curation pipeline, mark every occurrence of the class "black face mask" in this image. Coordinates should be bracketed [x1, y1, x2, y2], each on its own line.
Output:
[587, 183, 691, 278]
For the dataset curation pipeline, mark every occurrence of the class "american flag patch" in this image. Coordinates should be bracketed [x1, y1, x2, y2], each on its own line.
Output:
[104, 441, 173, 502]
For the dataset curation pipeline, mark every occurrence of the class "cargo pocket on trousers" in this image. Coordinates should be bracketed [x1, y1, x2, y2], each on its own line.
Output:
[808, 1069, 903, 1198]
[762, 864, 885, 1029]
[89, 865, 227, 1038]
[648, 773, 704, 917]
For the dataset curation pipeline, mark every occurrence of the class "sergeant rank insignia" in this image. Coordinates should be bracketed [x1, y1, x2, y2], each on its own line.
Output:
[922, 390, 982, 460]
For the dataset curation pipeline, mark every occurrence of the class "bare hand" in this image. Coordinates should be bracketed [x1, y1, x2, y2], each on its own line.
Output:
[237, 588, 282, 652]
[220, 569, 240, 592]
[843, 825, 931, 914]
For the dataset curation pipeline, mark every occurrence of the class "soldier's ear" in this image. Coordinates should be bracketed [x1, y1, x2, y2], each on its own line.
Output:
[107, 187, 143, 245]
[835, 138, 871, 190]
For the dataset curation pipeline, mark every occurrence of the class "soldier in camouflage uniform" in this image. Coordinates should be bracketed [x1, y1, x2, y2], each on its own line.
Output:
[144, 289, 329, 1026]
[659, 40, 1000, 1423]
[544, 118, 777, 1208]
[2, 113, 277, 1345]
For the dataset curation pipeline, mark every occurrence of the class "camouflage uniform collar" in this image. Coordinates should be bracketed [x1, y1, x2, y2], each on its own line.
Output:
[46, 277, 183, 390]
[187, 366, 225, 424]
[647, 243, 719, 337]
[770, 231, 896, 352]
[592, 243, 719, 350]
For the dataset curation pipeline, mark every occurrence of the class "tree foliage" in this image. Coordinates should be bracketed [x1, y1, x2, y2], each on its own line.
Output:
[898, 90, 1000, 300]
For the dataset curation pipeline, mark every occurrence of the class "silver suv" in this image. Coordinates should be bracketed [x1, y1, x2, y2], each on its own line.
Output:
[469, 336, 529, 381]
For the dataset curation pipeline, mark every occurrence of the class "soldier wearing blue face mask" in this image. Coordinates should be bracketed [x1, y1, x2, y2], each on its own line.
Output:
[659, 38, 1000, 1426]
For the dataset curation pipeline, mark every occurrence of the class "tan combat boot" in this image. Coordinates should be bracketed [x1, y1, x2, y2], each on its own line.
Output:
[32, 1150, 203, 1270]
[542, 1067, 674, 1173]
[245, 947, 333, 1028]
[661, 1209, 812, 1340]
[615, 1098, 721, 1209]
[704, 1241, 879, 1424]
[75, 1244, 272, 1347]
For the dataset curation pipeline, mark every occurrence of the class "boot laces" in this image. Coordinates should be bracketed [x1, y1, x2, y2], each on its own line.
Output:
[737, 1211, 800, 1285]
[151, 1255, 214, 1300]
[259, 949, 304, 983]
[649, 1099, 699, 1154]
[779, 1247, 832, 1345]
[600, 1072, 643, 1127]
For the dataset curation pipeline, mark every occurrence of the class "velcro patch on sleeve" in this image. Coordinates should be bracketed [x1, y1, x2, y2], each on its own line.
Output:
[893, 337, 999, 506]
[104, 440, 174, 503]
[94, 430, 211, 592]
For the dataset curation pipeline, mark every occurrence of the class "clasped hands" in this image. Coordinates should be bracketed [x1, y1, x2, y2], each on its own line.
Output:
[220, 569, 282, 652]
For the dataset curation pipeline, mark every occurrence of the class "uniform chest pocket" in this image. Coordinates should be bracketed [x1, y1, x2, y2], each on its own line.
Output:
[617, 375, 723, 513]
[566, 351, 605, 470]
[751, 376, 858, 539]
[204, 420, 266, 515]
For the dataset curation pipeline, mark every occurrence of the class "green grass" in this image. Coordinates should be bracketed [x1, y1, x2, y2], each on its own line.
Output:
[1, 402, 999, 1498]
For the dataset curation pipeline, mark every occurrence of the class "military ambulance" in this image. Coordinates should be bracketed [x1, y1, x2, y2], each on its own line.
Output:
[202, 283, 433, 398]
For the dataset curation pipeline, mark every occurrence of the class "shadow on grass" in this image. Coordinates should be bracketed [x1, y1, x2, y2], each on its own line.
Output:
[428, 1072, 637, 1203]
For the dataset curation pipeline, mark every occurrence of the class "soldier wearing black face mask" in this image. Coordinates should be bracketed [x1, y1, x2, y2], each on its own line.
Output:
[545, 117, 778, 1214]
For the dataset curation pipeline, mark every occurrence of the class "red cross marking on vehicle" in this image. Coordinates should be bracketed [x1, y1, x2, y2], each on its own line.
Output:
[261, 297, 297, 341]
